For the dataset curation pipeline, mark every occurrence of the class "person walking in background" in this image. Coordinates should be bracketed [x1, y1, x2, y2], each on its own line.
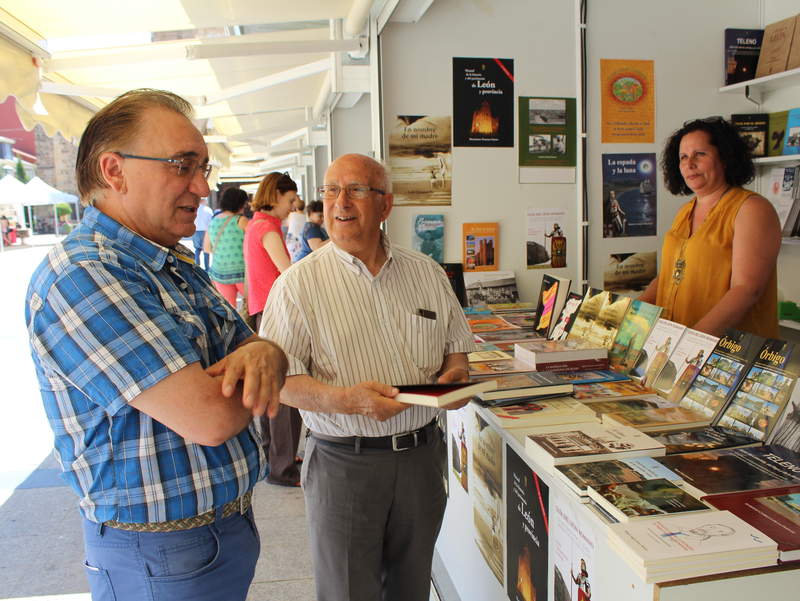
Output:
[244, 171, 303, 487]
[25, 88, 287, 601]
[294, 200, 328, 262]
[285, 196, 307, 262]
[205, 187, 249, 307]
[193, 197, 214, 269]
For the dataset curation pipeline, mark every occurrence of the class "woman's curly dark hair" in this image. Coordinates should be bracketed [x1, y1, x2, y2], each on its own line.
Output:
[660, 117, 755, 195]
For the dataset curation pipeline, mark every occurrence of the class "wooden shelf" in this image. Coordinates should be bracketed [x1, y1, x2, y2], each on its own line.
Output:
[754, 155, 800, 166]
[779, 319, 800, 331]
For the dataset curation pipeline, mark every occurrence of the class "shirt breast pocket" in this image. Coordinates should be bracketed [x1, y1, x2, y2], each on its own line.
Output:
[166, 308, 210, 367]
[403, 312, 446, 374]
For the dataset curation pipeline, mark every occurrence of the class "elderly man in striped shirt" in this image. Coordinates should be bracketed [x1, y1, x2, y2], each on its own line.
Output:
[26, 89, 287, 601]
[261, 153, 477, 601]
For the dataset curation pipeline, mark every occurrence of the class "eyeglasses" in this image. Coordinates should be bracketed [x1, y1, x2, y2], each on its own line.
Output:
[116, 152, 213, 179]
[317, 184, 385, 200]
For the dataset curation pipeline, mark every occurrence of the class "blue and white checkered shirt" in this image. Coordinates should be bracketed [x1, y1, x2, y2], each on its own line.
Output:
[26, 206, 264, 523]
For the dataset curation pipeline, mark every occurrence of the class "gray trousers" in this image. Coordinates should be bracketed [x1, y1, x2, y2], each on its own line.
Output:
[301, 432, 447, 601]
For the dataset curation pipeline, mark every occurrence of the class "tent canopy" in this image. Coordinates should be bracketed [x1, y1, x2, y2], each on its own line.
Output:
[21, 176, 79, 206]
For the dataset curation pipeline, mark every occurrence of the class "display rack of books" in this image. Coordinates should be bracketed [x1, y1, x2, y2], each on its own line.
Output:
[435, 281, 800, 601]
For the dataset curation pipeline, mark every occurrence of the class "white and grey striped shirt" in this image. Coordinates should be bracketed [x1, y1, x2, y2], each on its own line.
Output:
[261, 236, 476, 437]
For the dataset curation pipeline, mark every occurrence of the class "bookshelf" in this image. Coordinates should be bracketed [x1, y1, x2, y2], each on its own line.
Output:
[754, 155, 800, 166]
[719, 66, 800, 103]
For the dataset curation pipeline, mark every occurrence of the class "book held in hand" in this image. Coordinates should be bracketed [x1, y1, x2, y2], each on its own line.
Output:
[395, 380, 497, 407]
[587, 478, 709, 522]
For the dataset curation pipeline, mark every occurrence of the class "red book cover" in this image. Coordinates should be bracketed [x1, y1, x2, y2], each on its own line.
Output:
[705, 485, 800, 561]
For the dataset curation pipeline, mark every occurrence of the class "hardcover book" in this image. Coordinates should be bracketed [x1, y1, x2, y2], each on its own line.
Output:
[587, 478, 709, 522]
[463, 270, 518, 308]
[631, 318, 687, 384]
[468, 349, 513, 363]
[768, 110, 790, 157]
[439, 262, 467, 307]
[486, 397, 597, 429]
[513, 339, 607, 372]
[607, 299, 662, 374]
[716, 338, 800, 442]
[606, 511, 778, 583]
[652, 329, 719, 401]
[567, 289, 632, 350]
[555, 369, 630, 385]
[463, 222, 499, 271]
[783, 107, 800, 156]
[475, 370, 574, 401]
[755, 15, 798, 78]
[469, 358, 540, 378]
[548, 291, 584, 341]
[724, 28, 764, 85]
[572, 379, 656, 401]
[678, 329, 764, 420]
[731, 113, 769, 157]
[395, 380, 497, 407]
[651, 426, 763, 455]
[656, 444, 800, 498]
[524, 420, 665, 470]
[555, 456, 682, 499]
[590, 396, 711, 433]
[705, 485, 800, 562]
[468, 316, 521, 333]
[534, 273, 571, 337]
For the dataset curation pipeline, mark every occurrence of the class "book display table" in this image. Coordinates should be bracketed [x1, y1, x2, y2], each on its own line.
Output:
[434, 403, 800, 601]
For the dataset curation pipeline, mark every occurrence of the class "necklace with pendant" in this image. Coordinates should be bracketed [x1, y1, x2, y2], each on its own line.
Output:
[671, 187, 731, 287]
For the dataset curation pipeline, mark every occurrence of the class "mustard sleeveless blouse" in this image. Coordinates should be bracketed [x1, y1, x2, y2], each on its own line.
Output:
[655, 187, 778, 338]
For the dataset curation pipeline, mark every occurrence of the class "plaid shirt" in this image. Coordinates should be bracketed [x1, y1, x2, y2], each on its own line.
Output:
[26, 207, 264, 523]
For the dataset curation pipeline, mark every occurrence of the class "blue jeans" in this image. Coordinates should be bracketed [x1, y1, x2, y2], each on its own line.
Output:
[193, 230, 209, 270]
[81, 508, 260, 601]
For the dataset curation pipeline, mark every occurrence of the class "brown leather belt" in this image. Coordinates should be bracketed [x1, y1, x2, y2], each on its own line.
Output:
[103, 490, 253, 533]
[311, 420, 439, 452]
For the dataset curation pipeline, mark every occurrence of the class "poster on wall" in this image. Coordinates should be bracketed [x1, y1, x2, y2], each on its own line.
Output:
[601, 153, 657, 238]
[551, 495, 599, 601]
[463, 222, 499, 271]
[388, 115, 452, 206]
[453, 57, 515, 147]
[411, 214, 444, 262]
[518, 96, 576, 171]
[603, 252, 657, 294]
[506, 445, 549, 601]
[526, 208, 567, 269]
[600, 59, 655, 143]
[471, 412, 505, 585]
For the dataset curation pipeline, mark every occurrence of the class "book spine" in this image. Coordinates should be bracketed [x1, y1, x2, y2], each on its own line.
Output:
[537, 358, 610, 373]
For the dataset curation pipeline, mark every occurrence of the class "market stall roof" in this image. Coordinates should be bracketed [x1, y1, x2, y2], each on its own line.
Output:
[21, 176, 79, 206]
[0, 1, 434, 180]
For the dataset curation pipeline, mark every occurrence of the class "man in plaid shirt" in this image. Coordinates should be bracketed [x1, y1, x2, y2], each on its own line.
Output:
[25, 89, 287, 601]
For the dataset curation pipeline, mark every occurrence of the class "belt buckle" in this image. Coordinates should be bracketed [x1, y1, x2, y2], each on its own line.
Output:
[392, 430, 418, 451]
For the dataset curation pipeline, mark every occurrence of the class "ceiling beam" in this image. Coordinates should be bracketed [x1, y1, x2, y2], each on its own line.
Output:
[187, 37, 366, 60]
[202, 57, 330, 105]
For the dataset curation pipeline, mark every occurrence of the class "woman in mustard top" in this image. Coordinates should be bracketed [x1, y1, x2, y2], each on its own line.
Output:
[639, 117, 781, 338]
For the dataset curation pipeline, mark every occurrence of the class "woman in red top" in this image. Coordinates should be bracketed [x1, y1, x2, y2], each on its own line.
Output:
[243, 171, 302, 486]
